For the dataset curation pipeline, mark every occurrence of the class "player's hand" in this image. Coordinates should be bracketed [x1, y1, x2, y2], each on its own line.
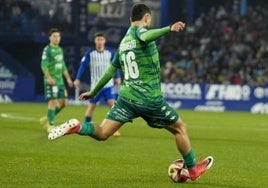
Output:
[170, 21, 186, 32]
[48, 78, 55, 85]
[67, 79, 73, 88]
[73, 79, 80, 88]
[79, 92, 93, 100]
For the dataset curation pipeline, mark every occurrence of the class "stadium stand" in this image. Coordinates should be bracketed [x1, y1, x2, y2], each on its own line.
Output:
[0, 0, 268, 102]
[159, 3, 268, 86]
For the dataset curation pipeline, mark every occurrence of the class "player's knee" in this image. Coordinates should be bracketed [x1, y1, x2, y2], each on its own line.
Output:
[174, 120, 187, 135]
[62, 101, 68, 108]
[96, 134, 109, 141]
[179, 121, 187, 131]
[58, 101, 67, 109]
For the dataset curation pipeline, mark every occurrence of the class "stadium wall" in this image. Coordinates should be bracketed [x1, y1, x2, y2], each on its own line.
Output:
[161, 83, 268, 114]
[0, 77, 35, 103]
[69, 82, 268, 114]
[0, 49, 35, 103]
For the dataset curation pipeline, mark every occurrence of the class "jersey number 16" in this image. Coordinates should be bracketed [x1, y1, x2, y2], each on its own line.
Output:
[121, 51, 139, 80]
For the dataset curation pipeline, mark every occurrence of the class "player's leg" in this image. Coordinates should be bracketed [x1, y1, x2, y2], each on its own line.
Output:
[84, 102, 96, 122]
[165, 119, 192, 155]
[48, 96, 134, 140]
[40, 84, 58, 132]
[105, 87, 121, 137]
[104, 87, 116, 108]
[46, 98, 57, 132]
[141, 101, 196, 169]
[54, 86, 68, 115]
[55, 98, 67, 115]
[165, 119, 213, 181]
[84, 119, 122, 141]
[106, 99, 114, 107]
[48, 118, 123, 140]
[106, 98, 121, 137]
[143, 99, 213, 181]
[165, 119, 196, 170]
[84, 90, 102, 122]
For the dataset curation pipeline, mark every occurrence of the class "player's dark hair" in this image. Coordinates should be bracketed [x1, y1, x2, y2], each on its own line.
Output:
[48, 28, 60, 36]
[94, 32, 105, 38]
[130, 3, 151, 22]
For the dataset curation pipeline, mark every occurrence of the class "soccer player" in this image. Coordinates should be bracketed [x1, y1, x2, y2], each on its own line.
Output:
[48, 4, 213, 181]
[40, 28, 73, 132]
[73, 33, 121, 137]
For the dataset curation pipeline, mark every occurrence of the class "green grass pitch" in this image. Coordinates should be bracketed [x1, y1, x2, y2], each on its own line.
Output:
[0, 102, 267, 188]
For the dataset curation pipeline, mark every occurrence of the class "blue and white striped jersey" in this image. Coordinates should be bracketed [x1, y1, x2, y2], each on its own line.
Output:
[76, 48, 120, 89]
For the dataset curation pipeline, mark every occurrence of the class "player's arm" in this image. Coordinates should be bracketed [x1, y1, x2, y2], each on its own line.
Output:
[41, 66, 54, 85]
[111, 50, 121, 86]
[74, 52, 90, 87]
[61, 53, 73, 88]
[41, 49, 55, 85]
[110, 49, 121, 85]
[75, 54, 89, 80]
[63, 70, 73, 87]
[138, 21, 186, 43]
[79, 52, 120, 100]
[43, 69, 55, 85]
[79, 65, 117, 100]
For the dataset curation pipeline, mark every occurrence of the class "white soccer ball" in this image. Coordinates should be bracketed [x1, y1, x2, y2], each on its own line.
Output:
[168, 159, 189, 183]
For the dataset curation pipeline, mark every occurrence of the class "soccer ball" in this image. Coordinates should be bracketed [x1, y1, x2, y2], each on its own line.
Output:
[168, 159, 189, 183]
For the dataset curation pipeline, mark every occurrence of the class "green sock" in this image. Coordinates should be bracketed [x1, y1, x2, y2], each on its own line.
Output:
[55, 107, 62, 115]
[183, 149, 197, 168]
[79, 122, 95, 136]
[47, 109, 55, 125]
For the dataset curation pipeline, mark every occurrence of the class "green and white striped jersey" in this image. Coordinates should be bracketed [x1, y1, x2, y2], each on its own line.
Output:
[113, 26, 163, 103]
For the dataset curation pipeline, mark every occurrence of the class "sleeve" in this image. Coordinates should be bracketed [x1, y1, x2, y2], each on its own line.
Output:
[109, 49, 120, 78]
[90, 65, 117, 96]
[75, 51, 91, 80]
[111, 50, 121, 69]
[137, 26, 171, 43]
[41, 47, 50, 72]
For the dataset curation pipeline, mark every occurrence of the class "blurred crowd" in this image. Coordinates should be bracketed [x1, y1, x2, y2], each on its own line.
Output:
[159, 4, 268, 87]
[1, 1, 268, 87]
[0, 0, 72, 34]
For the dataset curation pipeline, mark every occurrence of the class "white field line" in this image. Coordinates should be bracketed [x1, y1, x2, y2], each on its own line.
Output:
[0, 113, 39, 121]
[0, 113, 267, 131]
[188, 124, 268, 132]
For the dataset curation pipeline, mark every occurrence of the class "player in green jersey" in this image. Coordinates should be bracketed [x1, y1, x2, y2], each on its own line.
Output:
[40, 28, 73, 132]
[48, 4, 213, 181]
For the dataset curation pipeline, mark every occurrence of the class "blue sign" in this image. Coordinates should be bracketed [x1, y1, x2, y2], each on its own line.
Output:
[161, 83, 268, 114]
[0, 77, 35, 102]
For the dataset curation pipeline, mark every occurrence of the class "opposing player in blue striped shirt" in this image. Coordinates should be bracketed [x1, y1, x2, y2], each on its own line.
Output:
[74, 33, 121, 136]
